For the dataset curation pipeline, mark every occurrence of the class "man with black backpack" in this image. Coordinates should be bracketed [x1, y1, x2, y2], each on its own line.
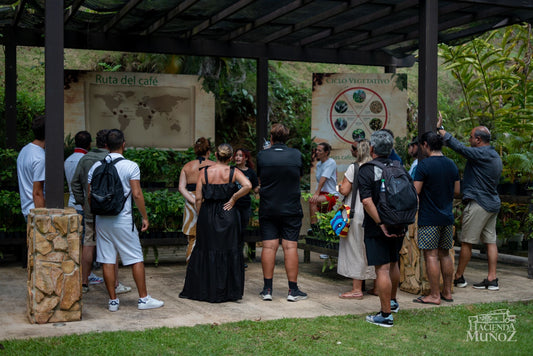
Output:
[358, 130, 418, 327]
[87, 129, 164, 312]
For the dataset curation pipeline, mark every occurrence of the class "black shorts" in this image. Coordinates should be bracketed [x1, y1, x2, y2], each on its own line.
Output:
[260, 216, 302, 242]
[364, 235, 404, 266]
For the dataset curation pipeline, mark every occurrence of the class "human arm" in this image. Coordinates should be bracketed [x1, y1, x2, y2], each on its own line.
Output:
[361, 197, 398, 238]
[414, 181, 423, 195]
[224, 169, 252, 211]
[32, 181, 45, 208]
[71, 164, 85, 206]
[178, 168, 196, 205]
[454, 180, 461, 198]
[195, 173, 204, 213]
[130, 179, 149, 232]
[339, 176, 352, 196]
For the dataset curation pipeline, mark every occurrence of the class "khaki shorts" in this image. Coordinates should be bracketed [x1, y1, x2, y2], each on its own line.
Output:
[460, 200, 497, 244]
[84, 215, 97, 247]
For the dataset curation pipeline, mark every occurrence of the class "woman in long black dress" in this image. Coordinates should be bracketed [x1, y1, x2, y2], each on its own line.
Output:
[180, 143, 252, 303]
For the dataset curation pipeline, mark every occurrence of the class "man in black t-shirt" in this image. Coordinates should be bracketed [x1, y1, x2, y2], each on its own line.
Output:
[358, 130, 404, 327]
[257, 123, 307, 302]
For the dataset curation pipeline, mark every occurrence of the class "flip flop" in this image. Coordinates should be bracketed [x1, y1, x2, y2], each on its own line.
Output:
[412, 296, 440, 305]
[440, 293, 454, 302]
[339, 292, 364, 300]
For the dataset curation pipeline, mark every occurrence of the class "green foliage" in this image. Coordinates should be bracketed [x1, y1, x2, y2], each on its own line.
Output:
[136, 190, 185, 232]
[0, 190, 25, 232]
[124, 148, 197, 186]
[0, 148, 18, 188]
[439, 23, 533, 183]
[0, 90, 45, 149]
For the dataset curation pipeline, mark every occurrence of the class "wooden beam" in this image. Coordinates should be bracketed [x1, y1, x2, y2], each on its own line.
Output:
[418, 0, 438, 139]
[261, 0, 363, 43]
[142, 0, 197, 35]
[64, 0, 84, 25]
[189, 0, 256, 37]
[12, 0, 27, 27]
[102, 0, 144, 33]
[256, 57, 269, 153]
[4, 27, 17, 149]
[299, 0, 418, 47]
[45, 0, 65, 209]
[224, 0, 311, 41]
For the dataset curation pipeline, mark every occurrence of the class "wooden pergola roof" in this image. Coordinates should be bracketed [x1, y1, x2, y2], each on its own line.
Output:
[1, 0, 532, 208]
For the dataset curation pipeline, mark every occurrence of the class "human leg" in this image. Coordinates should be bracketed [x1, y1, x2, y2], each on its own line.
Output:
[455, 242, 472, 282]
[102, 263, 117, 300]
[282, 239, 299, 282]
[261, 239, 279, 279]
[374, 264, 392, 313]
[309, 195, 328, 224]
[486, 243, 498, 281]
[131, 261, 147, 298]
[81, 245, 95, 285]
[185, 235, 196, 263]
[438, 248, 454, 300]
[420, 249, 441, 304]
[340, 279, 364, 299]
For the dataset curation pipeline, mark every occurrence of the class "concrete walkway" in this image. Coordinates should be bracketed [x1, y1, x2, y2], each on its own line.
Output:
[1, 247, 532, 340]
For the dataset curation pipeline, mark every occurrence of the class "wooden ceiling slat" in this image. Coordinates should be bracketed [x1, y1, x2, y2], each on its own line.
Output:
[64, 0, 85, 25]
[142, 0, 198, 35]
[299, 0, 418, 47]
[12, 0, 27, 27]
[189, 0, 257, 37]
[102, 0, 144, 33]
[225, 0, 313, 41]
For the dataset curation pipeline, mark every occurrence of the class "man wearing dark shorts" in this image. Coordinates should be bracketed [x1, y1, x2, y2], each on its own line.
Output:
[412, 131, 460, 305]
[257, 123, 307, 302]
[358, 130, 405, 327]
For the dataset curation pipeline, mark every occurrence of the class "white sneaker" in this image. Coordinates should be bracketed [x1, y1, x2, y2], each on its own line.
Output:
[115, 282, 132, 294]
[108, 298, 119, 312]
[88, 272, 104, 285]
[138, 295, 164, 310]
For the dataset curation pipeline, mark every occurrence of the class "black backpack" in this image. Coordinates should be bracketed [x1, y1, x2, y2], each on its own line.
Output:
[366, 160, 418, 227]
[90, 156, 129, 216]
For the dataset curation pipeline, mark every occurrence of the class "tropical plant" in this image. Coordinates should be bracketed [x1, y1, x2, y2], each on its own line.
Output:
[0, 148, 18, 189]
[439, 23, 533, 183]
[137, 190, 185, 232]
[0, 190, 25, 232]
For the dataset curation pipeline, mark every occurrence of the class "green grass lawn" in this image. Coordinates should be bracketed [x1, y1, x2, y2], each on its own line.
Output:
[1, 301, 531, 355]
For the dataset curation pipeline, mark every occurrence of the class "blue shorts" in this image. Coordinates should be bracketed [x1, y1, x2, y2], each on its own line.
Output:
[260, 216, 302, 242]
[417, 225, 454, 250]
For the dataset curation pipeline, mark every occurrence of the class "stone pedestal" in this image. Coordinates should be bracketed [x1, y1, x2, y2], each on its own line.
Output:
[26, 208, 82, 324]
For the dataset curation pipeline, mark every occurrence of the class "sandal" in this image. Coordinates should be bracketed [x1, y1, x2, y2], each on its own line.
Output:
[339, 291, 364, 299]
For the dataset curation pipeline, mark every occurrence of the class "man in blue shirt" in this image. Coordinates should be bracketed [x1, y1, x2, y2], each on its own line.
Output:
[413, 132, 460, 305]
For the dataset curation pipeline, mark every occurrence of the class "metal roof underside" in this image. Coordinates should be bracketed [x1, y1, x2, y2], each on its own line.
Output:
[1, 0, 533, 67]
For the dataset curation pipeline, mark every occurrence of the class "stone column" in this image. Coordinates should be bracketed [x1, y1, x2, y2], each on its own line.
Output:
[27, 208, 82, 324]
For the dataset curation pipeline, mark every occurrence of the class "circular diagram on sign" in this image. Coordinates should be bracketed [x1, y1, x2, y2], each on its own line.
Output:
[329, 87, 388, 144]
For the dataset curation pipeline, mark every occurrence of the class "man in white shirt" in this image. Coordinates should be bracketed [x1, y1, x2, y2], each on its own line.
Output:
[88, 129, 164, 312]
[17, 115, 46, 220]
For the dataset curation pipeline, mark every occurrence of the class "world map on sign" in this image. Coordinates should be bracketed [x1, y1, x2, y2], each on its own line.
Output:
[88, 84, 193, 148]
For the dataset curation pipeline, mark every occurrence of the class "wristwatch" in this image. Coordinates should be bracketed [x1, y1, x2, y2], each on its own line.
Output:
[437, 126, 444, 131]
